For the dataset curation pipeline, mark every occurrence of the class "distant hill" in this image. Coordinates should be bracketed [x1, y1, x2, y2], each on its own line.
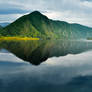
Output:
[1, 11, 92, 39]
[0, 25, 2, 29]
[0, 25, 3, 36]
[0, 22, 10, 27]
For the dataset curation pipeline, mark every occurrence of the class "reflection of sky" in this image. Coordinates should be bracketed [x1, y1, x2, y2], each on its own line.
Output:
[0, 49, 26, 63]
[0, 50, 92, 92]
[45, 50, 92, 67]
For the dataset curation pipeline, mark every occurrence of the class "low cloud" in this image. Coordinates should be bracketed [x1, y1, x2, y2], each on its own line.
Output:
[0, 0, 92, 27]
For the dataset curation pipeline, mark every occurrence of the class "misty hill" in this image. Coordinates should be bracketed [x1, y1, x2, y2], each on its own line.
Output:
[0, 26, 3, 36]
[1, 11, 92, 39]
[0, 22, 10, 27]
[0, 25, 2, 31]
[0, 25, 2, 29]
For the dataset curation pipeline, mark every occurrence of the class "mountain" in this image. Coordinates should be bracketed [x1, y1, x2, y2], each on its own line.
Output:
[1, 11, 92, 39]
[0, 22, 10, 27]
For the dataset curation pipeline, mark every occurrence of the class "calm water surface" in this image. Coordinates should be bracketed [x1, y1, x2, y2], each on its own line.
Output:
[0, 40, 92, 92]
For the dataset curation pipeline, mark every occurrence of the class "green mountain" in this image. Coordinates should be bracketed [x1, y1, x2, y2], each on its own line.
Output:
[1, 11, 92, 39]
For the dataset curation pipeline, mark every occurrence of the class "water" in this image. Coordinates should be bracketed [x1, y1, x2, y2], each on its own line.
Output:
[0, 40, 92, 92]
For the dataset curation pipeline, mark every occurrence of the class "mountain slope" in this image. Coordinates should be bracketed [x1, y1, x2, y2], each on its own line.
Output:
[1, 11, 92, 39]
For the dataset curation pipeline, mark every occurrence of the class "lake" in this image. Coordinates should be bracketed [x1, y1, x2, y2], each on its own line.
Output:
[0, 40, 92, 92]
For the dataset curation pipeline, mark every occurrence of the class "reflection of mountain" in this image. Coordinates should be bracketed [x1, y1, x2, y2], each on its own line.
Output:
[0, 11, 92, 39]
[0, 40, 92, 65]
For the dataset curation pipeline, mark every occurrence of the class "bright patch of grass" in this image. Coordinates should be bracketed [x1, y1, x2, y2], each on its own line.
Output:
[0, 37, 39, 41]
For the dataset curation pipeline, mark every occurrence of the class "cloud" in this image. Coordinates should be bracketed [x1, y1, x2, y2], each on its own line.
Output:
[0, 0, 92, 27]
[0, 2, 28, 14]
[0, 14, 23, 23]
[0, 9, 28, 14]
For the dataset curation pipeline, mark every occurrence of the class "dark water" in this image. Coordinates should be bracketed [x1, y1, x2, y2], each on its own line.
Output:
[0, 40, 92, 92]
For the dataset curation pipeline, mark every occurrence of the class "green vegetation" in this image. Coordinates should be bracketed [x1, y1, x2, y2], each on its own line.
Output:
[0, 37, 39, 40]
[0, 11, 92, 40]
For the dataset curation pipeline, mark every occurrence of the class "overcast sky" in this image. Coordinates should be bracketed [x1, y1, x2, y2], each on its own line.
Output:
[0, 0, 92, 27]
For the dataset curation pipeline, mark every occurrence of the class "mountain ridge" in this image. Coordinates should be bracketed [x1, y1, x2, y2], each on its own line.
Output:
[0, 11, 92, 39]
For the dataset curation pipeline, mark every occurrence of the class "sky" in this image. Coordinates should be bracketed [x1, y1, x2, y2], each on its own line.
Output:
[0, 0, 92, 27]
